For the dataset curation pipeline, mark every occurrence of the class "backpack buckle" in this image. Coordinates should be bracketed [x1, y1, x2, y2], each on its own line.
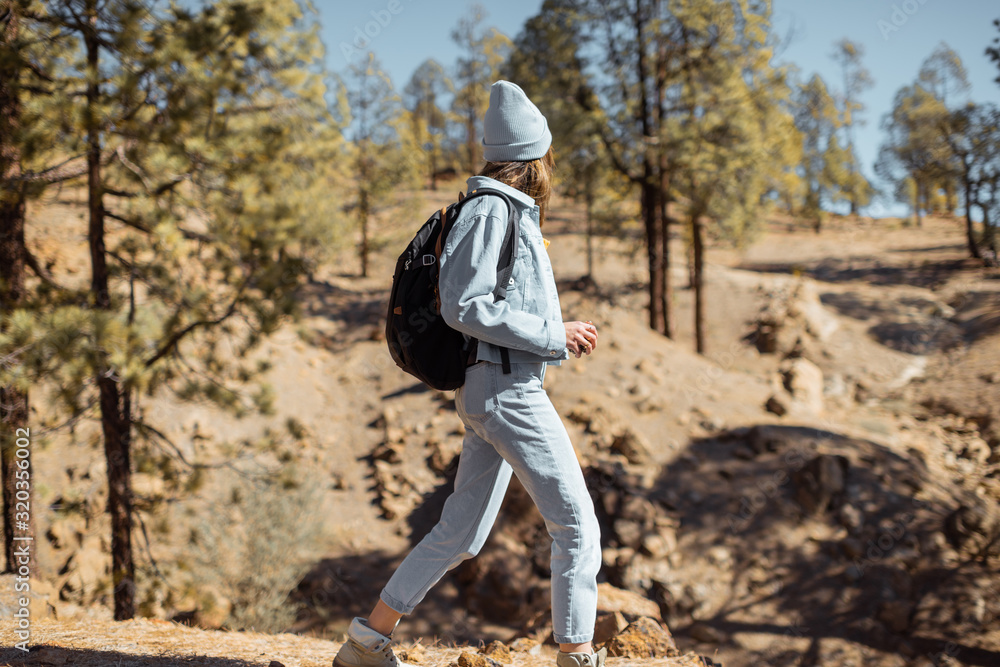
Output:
[422, 254, 436, 266]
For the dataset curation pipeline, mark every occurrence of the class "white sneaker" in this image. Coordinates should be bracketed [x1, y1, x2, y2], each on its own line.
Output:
[556, 646, 607, 667]
[333, 617, 412, 667]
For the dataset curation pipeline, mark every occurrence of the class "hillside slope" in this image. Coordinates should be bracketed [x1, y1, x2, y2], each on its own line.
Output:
[6, 189, 1000, 666]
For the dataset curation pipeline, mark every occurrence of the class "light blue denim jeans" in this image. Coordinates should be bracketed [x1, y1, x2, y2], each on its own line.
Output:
[380, 361, 602, 644]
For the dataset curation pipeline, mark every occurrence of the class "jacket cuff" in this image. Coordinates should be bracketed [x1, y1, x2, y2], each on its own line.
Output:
[544, 319, 567, 358]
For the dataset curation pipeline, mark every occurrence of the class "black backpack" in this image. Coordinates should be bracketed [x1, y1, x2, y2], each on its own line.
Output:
[385, 188, 519, 390]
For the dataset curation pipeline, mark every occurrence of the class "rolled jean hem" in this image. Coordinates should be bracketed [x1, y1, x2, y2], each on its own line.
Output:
[379, 589, 413, 615]
[553, 632, 595, 644]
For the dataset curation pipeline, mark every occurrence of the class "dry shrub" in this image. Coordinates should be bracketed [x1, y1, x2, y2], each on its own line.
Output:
[189, 465, 324, 633]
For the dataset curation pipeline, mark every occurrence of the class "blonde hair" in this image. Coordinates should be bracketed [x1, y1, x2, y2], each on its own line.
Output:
[479, 147, 555, 227]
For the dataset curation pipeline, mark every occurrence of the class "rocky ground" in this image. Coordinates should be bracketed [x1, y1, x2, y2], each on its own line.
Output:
[3, 186, 999, 666]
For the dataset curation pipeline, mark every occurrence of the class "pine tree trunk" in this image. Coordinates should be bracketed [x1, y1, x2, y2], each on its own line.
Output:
[633, 5, 663, 334]
[658, 170, 673, 340]
[585, 187, 594, 280]
[357, 141, 370, 278]
[429, 145, 438, 192]
[466, 109, 477, 174]
[654, 21, 673, 340]
[0, 0, 37, 578]
[964, 175, 981, 260]
[687, 240, 697, 289]
[984, 212, 996, 259]
[84, 0, 135, 620]
[984, 183, 998, 260]
[643, 180, 664, 334]
[359, 188, 369, 278]
[692, 211, 706, 355]
[916, 183, 924, 228]
[945, 180, 957, 214]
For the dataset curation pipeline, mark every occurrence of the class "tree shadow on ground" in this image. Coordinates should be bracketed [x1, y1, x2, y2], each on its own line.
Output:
[952, 291, 1000, 342]
[296, 277, 387, 350]
[819, 288, 998, 353]
[651, 424, 1000, 665]
[0, 645, 261, 666]
[292, 551, 403, 635]
[736, 257, 976, 290]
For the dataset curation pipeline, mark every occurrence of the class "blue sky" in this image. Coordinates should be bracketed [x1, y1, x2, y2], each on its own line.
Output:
[316, 0, 1000, 216]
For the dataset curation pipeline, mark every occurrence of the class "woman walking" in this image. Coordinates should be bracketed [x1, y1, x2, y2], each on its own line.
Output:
[334, 81, 604, 667]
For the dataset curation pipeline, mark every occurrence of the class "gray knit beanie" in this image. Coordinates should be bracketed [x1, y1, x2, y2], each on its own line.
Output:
[482, 81, 552, 162]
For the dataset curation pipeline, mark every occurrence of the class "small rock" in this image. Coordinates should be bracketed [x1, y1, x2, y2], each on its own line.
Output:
[641, 529, 677, 559]
[610, 428, 653, 464]
[705, 546, 731, 568]
[478, 641, 512, 664]
[878, 600, 914, 633]
[606, 617, 679, 658]
[458, 651, 503, 667]
[508, 637, 541, 654]
[397, 645, 426, 664]
[268, 662, 285, 667]
[792, 454, 849, 515]
[765, 394, 789, 416]
[943, 500, 1000, 557]
[838, 503, 863, 533]
[597, 582, 662, 620]
[620, 495, 658, 524]
[780, 357, 825, 415]
[372, 441, 403, 463]
[593, 611, 629, 644]
[613, 519, 643, 549]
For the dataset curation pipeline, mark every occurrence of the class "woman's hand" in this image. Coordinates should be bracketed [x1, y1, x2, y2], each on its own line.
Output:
[565, 320, 599, 358]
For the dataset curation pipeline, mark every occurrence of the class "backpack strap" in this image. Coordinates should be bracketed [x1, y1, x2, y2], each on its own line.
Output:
[447, 187, 520, 374]
[433, 206, 448, 260]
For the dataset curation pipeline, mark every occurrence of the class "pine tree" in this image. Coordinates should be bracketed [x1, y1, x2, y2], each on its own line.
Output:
[989, 19, 1000, 86]
[876, 84, 951, 227]
[918, 43, 970, 214]
[1, 0, 88, 578]
[346, 52, 410, 278]
[831, 39, 875, 215]
[451, 4, 511, 175]
[504, 0, 613, 284]
[403, 59, 453, 191]
[0, 0, 34, 577]
[571, 0, 672, 336]
[569, 0, 795, 349]
[0, 0, 342, 619]
[942, 103, 1000, 261]
[793, 74, 841, 232]
[668, 0, 796, 354]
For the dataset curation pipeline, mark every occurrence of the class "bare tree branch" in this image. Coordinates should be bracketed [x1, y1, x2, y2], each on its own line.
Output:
[143, 275, 250, 368]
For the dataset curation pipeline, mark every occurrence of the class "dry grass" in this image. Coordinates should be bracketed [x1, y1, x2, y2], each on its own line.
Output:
[0, 617, 712, 667]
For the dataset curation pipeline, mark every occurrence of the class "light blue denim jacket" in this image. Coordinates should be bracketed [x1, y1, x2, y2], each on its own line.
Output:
[439, 176, 569, 365]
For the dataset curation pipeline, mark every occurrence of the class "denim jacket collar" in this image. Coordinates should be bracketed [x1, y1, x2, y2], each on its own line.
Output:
[466, 176, 538, 212]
